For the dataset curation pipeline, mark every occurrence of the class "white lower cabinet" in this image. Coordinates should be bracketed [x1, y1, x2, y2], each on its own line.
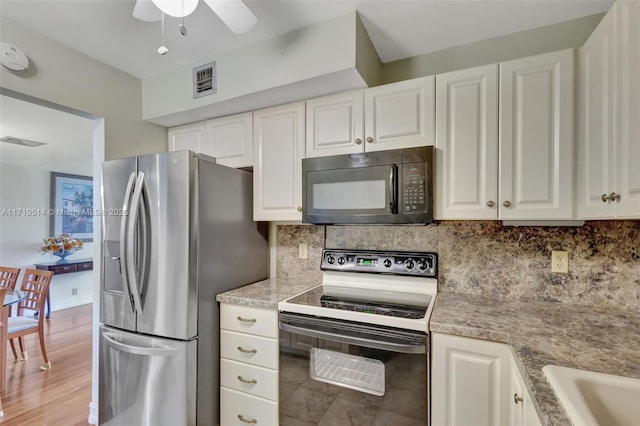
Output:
[432, 332, 541, 426]
[220, 304, 279, 426]
[220, 387, 278, 426]
[510, 359, 542, 426]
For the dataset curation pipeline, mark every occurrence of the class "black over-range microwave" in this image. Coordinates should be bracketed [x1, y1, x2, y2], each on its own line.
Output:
[302, 146, 434, 225]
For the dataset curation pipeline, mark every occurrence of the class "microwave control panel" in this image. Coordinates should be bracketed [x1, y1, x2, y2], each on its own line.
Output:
[403, 163, 427, 213]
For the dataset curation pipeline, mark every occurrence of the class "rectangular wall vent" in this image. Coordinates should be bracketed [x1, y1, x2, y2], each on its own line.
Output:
[193, 61, 217, 99]
[0, 136, 46, 147]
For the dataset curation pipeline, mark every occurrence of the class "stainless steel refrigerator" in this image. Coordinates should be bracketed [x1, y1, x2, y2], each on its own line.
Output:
[99, 150, 268, 426]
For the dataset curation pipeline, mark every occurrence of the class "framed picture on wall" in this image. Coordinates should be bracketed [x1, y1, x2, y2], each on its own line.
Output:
[49, 172, 93, 242]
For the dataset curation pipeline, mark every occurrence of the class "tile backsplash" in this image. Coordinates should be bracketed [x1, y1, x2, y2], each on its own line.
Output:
[276, 221, 640, 310]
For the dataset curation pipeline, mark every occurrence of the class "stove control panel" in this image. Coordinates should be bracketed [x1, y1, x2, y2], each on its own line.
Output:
[321, 249, 437, 277]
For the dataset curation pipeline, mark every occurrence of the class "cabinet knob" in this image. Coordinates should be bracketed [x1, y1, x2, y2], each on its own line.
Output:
[487, 201, 495, 208]
[601, 193, 609, 203]
[514, 393, 524, 405]
[366, 137, 374, 143]
[237, 414, 257, 424]
[503, 201, 512, 208]
[609, 192, 621, 202]
[355, 138, 362, 145]
[297, 206, 302, 212]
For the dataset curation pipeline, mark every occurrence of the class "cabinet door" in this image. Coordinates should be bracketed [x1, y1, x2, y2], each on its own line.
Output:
[432, 333, 512, 426]
[510, 359, 542, 426]
[615, 1, 640, 218]
[168, 122, 206, 153]
[305, 91, 364, 158]
[205, 112, 253, 168]
[253, 102, 305, 221]
[364, 76, 435, 152]
[578, 10, 616, 219]
[435, 64, 499, 219]
[499, 49, 574, 220]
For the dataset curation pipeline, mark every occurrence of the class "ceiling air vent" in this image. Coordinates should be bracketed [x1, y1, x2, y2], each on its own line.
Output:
[193, 61, 217, 99]
[0, 136, 46, 147]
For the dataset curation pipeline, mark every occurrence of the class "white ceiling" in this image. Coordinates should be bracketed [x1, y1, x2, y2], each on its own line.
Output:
[0, 0, 612, 80]
[0, 95, 93, 166]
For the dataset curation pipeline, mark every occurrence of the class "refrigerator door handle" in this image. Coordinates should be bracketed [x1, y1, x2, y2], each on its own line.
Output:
[103, 332, 179, 357]
[126, 171, 146, 315]
[119, 172, 137, 312]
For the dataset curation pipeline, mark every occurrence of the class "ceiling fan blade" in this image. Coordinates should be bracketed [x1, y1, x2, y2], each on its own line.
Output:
[133, 0, 161, 22]
[202, 0, 257, 34]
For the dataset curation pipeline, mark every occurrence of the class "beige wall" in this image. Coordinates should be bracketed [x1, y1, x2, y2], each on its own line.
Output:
[0, 17, 167, 160]
[379, 13, 605, 84]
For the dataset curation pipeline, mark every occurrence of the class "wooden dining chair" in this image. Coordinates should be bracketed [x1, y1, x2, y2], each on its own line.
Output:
[7, 268, 54, 370]
[0, 267, 20, 290]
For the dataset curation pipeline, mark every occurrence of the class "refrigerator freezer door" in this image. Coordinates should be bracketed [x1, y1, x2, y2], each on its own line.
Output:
[135, 151, 198, 340]
[101, 156, 137, 332]
[99, 326, 197, 426]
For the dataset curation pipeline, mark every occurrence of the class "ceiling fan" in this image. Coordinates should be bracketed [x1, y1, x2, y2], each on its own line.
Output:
[132, 0, 257, 35]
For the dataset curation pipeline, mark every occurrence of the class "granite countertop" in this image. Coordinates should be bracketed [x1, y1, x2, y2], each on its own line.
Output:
[216, 277, 321, 309]
[430, 292, 640, 426]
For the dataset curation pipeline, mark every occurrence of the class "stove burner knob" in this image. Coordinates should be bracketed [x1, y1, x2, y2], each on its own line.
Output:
[337, 256, 346, 265]
[404, 259, 415, 270]
[417, 259, 429, 270]
[383, 259, 392, 268]
[327, 255, 336, 265]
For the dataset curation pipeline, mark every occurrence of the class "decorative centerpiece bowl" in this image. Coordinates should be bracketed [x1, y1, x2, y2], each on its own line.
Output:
[40, 233, 83, 264]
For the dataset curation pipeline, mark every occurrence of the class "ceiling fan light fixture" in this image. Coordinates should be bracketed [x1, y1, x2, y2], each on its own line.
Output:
[203, 0, 257, 34]
[151, 0, 198, 18]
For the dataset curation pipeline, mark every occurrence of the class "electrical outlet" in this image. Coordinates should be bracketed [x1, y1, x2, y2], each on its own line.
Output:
[72, 288, 78, 296]
[551, 251, 569, 273]
[298, 243, 308, 259]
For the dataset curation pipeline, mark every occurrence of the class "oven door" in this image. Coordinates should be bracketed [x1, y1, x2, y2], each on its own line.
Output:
[279, 312, 429, 425]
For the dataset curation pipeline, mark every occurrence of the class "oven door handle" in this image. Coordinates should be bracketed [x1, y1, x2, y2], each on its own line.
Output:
[280, 323, 426, 354]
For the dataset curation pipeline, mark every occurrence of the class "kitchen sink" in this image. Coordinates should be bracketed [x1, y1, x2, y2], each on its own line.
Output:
[543, 365, 640, 426]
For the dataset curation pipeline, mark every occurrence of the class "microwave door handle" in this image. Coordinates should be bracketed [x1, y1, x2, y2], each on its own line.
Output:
[389, 164, 398, 214]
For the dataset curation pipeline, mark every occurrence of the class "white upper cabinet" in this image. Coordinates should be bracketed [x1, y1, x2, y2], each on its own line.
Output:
[499, 49, 574, 220]
[580, 1, 640, 219]
[168, 122, 206, 153]
[305, 91, 364, 158]
[436, 50, 574, 221]
[168, 113, 253, 168]
[205, 112, 253, 168]
[253, 102, 305, 221]
[305, 76, 435, 158]
[435, 64, 499, 220]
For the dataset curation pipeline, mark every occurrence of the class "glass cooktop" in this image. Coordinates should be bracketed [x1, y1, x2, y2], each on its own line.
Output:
[286, 285, 431, 319]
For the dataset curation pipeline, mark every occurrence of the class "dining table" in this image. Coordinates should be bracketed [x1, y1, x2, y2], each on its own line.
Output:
[1, 289, 26, 394]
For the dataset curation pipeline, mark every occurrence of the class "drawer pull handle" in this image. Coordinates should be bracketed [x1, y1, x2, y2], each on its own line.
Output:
[237, 414, 257, 424]
[237, 316, 257, 323]
[237, 346, 257, 354]
[237, 375, 257, 384]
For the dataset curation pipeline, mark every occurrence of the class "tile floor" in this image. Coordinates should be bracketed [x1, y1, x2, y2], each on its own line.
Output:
[279, 351, 428, 426]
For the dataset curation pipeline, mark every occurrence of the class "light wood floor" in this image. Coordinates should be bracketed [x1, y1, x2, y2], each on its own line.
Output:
[1, 304, 93, 426]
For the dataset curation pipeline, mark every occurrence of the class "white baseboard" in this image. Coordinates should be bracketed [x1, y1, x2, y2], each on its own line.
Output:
[88, 401, 98, 425]
[51, 296, 93, 312]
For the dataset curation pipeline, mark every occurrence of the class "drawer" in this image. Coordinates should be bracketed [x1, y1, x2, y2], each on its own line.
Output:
[77, 261, 93, 271]
[53, 264, 77, 274]
[220, 304, 277, 338]
[220, 359, 278, 401]
[221, 330, 278, 370]
[220, 387, 278, 426]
